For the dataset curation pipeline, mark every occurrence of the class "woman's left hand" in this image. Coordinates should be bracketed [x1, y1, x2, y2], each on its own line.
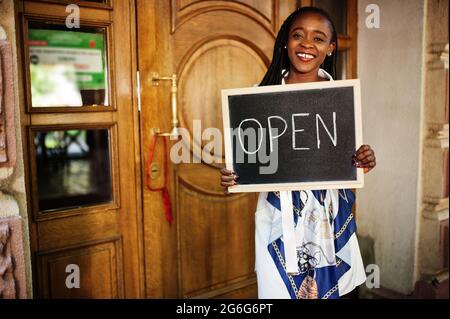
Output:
[354, 145, 376, 174]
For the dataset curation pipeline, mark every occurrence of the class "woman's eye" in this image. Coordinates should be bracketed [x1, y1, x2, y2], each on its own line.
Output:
[314, 37, 324, 42]
[292, 33, 302, 39]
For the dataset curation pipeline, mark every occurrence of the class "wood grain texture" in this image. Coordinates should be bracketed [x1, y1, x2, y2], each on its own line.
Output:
[177, 0, 273, 21]
[19, 0, 143, 298]
[37, 237, 123, 298]
[172, 0, 278, 34]
[176, 164, 257, 297]
[178, 38, 267, 164]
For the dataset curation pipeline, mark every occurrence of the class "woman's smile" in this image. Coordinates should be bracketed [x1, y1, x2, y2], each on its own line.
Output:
[296, 52, 316, 63]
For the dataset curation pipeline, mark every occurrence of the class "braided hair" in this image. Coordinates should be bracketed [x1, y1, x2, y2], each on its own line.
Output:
[259, 7, 338, 86]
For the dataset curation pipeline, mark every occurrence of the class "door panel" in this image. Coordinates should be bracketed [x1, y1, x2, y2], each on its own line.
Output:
[137, 0, 296, 298]
[37, 237, 122, 298]
[176, 165, 256, 297]
[178, 38, 268, 164]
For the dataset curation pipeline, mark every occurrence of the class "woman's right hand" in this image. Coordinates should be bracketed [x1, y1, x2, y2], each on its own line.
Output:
[220, 168, 238, 193]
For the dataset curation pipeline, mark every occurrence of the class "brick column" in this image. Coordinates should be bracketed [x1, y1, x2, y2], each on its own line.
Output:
[417, 0, 449, 298]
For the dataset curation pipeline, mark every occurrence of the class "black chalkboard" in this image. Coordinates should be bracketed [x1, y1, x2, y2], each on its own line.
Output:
[221, 80, 363, 192]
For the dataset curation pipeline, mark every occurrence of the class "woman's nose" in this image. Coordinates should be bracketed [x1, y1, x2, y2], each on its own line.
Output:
[300, 39, 314, 49]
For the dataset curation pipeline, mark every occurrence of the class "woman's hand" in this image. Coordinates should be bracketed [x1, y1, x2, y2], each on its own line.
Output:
[353, 145, 376, 174]
[220, 168, 238, 193]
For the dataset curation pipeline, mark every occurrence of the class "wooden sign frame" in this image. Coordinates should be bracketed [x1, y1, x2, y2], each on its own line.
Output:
[221, 79, 364, 193]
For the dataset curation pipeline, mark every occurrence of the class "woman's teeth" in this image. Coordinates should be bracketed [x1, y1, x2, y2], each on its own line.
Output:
[297, 53, 314, 59]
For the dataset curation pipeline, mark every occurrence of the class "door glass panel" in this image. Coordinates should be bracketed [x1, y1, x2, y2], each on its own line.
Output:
[33, 128, 113, 213]
[28, 21, 109, 107]
[313, 0, 347, 35]
[336, 50, 347, 80]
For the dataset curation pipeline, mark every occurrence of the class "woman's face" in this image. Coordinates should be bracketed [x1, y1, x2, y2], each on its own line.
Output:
[286, 13, 336, 76]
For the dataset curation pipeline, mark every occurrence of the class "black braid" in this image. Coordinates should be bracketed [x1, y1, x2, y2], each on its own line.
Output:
[259, 7, 338, 86]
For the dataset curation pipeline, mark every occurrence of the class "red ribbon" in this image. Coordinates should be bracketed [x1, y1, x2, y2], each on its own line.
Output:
[146, 134, 172, 225]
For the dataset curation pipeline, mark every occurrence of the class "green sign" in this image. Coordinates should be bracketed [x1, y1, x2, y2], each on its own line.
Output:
[29, 29, 106, 90]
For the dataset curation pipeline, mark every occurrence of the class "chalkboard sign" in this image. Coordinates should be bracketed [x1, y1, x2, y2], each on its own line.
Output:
[221, 79, 364, 193]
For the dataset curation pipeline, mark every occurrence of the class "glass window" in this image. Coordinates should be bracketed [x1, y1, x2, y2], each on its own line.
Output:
[28, 21, 109, 107]
[33, 128, 113, 213]
[335, 50, 347, 80]
[313, 0, 347, 35]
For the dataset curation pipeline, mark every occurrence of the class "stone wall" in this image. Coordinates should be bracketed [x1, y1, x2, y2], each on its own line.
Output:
[416, 0, 449, 298]
[0, 0, 32, 299]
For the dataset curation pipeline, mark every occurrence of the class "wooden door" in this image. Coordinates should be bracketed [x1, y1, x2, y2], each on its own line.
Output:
[137, 0, 297, 298]
[18, 0, 143, 298]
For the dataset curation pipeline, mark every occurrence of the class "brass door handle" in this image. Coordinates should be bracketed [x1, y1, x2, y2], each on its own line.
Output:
[151, 72, 179, 137]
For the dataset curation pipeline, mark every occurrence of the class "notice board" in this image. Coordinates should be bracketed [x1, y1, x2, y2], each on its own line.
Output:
[221, 79, 364, 193]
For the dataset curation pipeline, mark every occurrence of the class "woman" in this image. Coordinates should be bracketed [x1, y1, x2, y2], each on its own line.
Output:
[221, 7, 376, 299]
